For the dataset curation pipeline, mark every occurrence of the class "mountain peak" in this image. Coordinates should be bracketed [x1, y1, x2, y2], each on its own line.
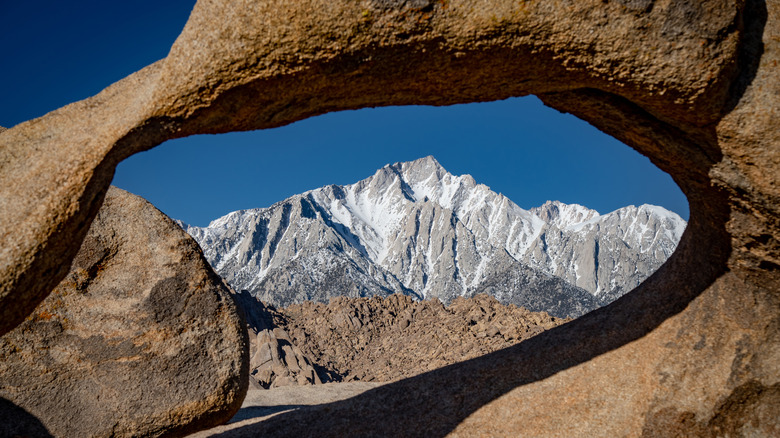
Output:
[182, 158, 687, 319]
[370, 156, 479, 207]
[391, 156, 448, 184]
[405, 155, 443, 168]
[531, 200, 600, 229]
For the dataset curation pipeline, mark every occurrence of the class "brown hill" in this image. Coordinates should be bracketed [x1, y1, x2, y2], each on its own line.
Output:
[268, 294, 568, 383]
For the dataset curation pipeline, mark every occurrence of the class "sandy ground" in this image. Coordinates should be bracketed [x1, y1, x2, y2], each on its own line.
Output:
[188, 382, 383, 437]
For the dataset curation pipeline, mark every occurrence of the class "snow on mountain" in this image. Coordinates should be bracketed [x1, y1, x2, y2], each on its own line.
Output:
[180, 156, 686, 318]
[525, 202, 687, 295]
[530, 200, 600, 230]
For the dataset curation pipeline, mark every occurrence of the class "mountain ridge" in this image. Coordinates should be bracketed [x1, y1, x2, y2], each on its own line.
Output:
[179, 156, 686, 318]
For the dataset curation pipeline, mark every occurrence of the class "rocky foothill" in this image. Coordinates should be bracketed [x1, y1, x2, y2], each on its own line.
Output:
[232, 291, 565, 389]
[268, 294, 567, 383]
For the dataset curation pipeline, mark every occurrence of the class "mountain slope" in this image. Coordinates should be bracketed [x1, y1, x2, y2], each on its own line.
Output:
[180, 156, 686, 318]
[527, 201, 686, 295]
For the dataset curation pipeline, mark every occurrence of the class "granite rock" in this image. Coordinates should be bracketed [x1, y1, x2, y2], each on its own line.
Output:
[0, 0, 778, 436]
[0, 0, 745, 335]
[233, 291, 321, 389]
[274, 294, 567, 383]
[0, 187, 249, 437]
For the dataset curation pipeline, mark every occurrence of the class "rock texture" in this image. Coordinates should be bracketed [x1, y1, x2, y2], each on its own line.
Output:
[0, 0, 746, 336]
[271, 294, 566, 383]
[0, 187, 249, 437]
[182, 157, 684, 318]
[0, 0, 778, 436]
[232, 291, 321, 389]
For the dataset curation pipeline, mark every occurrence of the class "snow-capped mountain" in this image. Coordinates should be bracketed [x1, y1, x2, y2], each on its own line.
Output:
[179, 156, 686, 318]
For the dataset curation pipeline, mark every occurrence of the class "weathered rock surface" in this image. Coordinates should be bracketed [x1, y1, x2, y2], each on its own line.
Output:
[272, 294, 566, 383]
[233, 291, 321, 389]
[0, 0, 746, 336]
[250, 328, 322, 389]
[0, 187, 249, 437]
[1, 0, 778, 436]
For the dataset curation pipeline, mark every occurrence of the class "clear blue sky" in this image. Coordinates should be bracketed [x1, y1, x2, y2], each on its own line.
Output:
[1, 1, 688, 227]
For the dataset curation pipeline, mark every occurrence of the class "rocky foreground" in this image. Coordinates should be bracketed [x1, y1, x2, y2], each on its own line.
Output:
[0, 188, 248, 437]
[273, 294, 567, 383]
[1, 0, 778, 436]
[236, 291, 567, 389]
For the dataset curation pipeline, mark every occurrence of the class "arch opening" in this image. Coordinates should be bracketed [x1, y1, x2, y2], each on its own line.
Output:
[112, 96, 692, 386]
[114, 97, 689, 305]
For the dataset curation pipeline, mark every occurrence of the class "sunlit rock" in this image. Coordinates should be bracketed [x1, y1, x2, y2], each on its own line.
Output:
[0, 187, 248, 437]
[0, 0, 777, 436]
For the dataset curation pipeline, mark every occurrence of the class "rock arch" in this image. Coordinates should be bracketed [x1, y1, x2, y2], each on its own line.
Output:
[0, 0, 777, 435]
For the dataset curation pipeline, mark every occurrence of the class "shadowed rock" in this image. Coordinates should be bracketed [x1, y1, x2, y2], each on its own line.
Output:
[0, 187, 249, 437]
[233, 291, 321, 389]
[0, 397, 52, 438]
[0, 0, 778, 436]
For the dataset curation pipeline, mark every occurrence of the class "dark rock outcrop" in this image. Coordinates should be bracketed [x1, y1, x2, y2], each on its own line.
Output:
[0, 0, 777, 436]
[0, 187, 249, 437]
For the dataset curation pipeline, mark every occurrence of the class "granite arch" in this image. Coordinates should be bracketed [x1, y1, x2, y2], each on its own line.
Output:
[0, 0, 777, 435]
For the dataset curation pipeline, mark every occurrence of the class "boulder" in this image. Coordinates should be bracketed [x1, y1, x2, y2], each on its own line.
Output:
[250, 328, 322, 388]
[0, 187, 249, 437]
[233, 291, 322, 389]
[0, 0, 778, 436]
